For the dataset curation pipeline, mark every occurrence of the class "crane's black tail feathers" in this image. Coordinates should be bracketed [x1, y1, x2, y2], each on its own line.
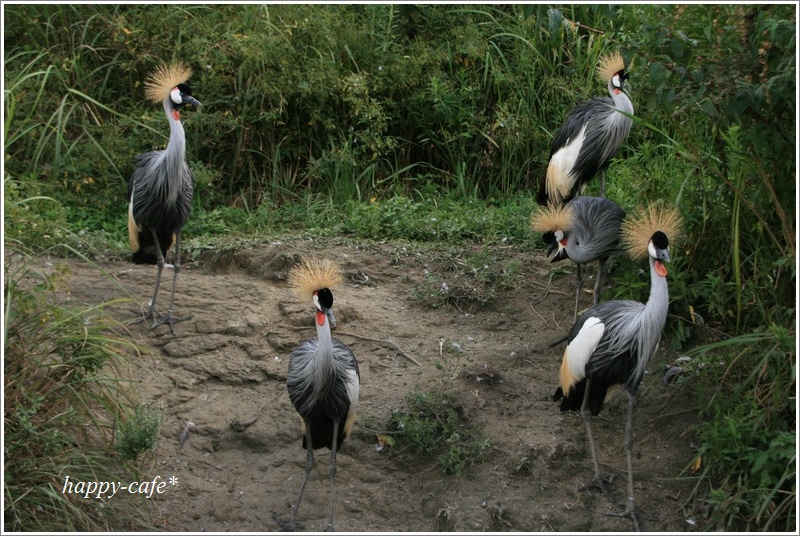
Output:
[131, 230, 175, 265]
[552, 378, 611, 416]
[302, 417, 349, 452]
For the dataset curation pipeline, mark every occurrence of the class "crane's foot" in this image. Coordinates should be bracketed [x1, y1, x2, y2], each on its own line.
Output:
[149, 310, 193, 336]
[604, 502, 657, 532]
[271, 512, 303, 532]
[129, 304, 160, 326]
[580, 474, 619, 507]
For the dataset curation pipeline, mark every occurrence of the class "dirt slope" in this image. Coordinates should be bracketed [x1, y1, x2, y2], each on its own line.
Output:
[51, 237, 702, 532]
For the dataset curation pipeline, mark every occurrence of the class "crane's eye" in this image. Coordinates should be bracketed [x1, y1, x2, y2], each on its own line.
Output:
[170, 87, 182, 104]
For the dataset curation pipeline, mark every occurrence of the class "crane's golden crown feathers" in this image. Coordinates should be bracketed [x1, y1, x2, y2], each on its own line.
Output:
[621, 202, 683, 260]
[288, 256, 343, 301]
[596, 51, 626, 83]
[530, 203, 574, 234]
[145, 61, 193, 104]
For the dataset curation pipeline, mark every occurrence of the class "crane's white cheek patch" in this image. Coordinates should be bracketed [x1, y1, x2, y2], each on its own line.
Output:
[170, 87, 182, 104]
[561, 317, 605, 392]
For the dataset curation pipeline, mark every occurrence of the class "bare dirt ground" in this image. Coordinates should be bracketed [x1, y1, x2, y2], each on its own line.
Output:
[50, 236, 704, 532]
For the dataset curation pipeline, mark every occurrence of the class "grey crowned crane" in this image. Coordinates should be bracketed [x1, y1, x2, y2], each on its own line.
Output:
[127, 61, 201, 335]
[538, 51, 633, 206]
[272, 257, 360, 532]
[531, 196, 626, 322]
[552, 203, 682, 531]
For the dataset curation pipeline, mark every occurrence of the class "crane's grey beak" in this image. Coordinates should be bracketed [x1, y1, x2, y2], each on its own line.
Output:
[324, 307, 337, 329]
[545, 241, 557, 257]
[657, 248, 671, 263]
[183, 96, 202, 108]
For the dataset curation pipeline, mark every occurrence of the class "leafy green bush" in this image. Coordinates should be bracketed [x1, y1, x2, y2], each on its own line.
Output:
[686, 325, 795, 531]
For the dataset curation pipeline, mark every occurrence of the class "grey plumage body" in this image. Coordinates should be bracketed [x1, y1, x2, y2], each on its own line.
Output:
[550, 196, 625, 321]
[287, 334, 360, 451]
[128, 82, 200, 335]
[129, 102, 194, 241]
[554, 252, 668, 413]
[539, 63, 634, 205]
[274, 281, 360, 532]
[554, 228, 672, 531]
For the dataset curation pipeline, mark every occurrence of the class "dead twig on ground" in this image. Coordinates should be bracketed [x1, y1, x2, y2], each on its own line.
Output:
[293, 326, 421, 366]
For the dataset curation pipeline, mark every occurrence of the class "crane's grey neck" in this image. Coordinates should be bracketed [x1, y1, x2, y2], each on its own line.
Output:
[630, 254, 669, 386]
[309, 311, 337, 391]
[156, 98, 186, 207]
[289, 311, 343, 417]
[315, 313, 333, 357]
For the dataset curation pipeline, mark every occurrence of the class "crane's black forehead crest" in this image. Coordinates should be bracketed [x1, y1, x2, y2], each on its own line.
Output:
[621, 203, 682, 260]
[317, 288, 334, 309]
[651, 230, 669, 250]
[597, 51, 626, 83]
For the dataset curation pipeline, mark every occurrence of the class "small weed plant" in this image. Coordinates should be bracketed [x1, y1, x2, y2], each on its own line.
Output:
[387, 390, 492, 477]
[116, 404, 163, 462]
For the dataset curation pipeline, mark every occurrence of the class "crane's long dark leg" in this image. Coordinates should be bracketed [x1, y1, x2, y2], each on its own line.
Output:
[599, 170, 606, 198]
[592, 258, 607, 306]
[579, 378, 619, 506]
[573, 263, 584, 323]
[325, 419, 340, 532]
[272, 424, 314, 531]
[145, 230, 166, 323]
[150, 232, 192, 335]
[604, 391, 650, 531]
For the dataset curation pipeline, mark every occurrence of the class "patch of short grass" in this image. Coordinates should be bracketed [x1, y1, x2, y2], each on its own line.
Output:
[387, 389, 492, 477]
[410, 246, 526, 311]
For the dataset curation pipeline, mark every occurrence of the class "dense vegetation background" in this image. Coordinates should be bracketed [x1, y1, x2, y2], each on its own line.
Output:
[3, 3, 796, 531]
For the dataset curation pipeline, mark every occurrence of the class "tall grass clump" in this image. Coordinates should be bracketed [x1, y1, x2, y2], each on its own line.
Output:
[3, 251, 157, 531]
[3, 4, 633, 215]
